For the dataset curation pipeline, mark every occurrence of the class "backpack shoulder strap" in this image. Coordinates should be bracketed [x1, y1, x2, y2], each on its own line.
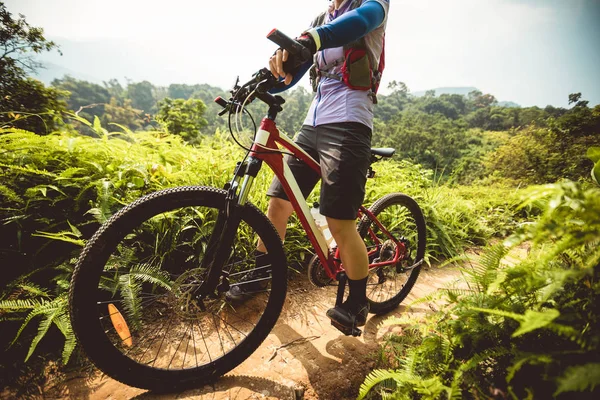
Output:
[310, 11, 327, 29]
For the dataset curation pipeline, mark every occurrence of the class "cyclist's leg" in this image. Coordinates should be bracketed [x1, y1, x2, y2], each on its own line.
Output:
[257, 197, 294, 252]
[326, 218, 370, 327]
[262, 124, 321, 246]
[229, 126, 320, 300]
[327, 218, 368, 280]
[315, 122, 372, 330]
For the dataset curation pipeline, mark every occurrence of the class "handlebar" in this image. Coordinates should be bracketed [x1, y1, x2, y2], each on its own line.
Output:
[214, 29, 313, 115]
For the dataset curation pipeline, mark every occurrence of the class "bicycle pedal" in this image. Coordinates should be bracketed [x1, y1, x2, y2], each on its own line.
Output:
[330, 320, 362, 337]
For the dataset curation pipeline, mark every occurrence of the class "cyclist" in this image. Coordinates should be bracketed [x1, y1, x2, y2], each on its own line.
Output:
[227, 0, 389, 334]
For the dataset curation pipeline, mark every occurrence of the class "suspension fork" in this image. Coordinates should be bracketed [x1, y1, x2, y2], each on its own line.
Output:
[194, 156, 263, 298]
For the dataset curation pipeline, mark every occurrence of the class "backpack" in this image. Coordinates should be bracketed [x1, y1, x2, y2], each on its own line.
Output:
[308, 0, 386, 103]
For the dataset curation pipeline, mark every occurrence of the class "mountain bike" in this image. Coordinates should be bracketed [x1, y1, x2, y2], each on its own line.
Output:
[68, 30, 426, 391]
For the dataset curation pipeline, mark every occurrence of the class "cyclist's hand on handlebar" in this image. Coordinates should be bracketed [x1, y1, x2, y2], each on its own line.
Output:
[269, 34, 316, 86]
[269, 49, 292, 85]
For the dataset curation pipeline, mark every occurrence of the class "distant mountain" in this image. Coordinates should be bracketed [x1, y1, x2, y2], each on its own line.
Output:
[32, 61, 102, 85]
[30, 37, 182, 87]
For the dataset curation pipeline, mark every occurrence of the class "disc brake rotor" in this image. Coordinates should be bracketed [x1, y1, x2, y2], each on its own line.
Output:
[307, 253, 334, 287]
[170, 268, 211, 319]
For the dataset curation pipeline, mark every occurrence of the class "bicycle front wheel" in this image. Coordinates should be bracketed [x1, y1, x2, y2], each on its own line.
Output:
[358, 193, 426, 314]
[69, 186, 287, 391]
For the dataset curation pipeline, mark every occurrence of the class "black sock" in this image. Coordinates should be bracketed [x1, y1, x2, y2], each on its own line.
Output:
[347, 277, 368, 305]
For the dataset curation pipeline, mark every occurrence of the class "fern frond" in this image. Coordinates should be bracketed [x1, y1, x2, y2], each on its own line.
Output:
[0, 162, 58, 177]
[412, 376, 448, 398]
[0, 298, 43, 311]
[445, 373, 463, 400]
[18, 282, 51, 298]
[54, 312, 76, 364]
[512, 309, 560, 337]
[507, 353, 553, 382]
[32, 230, 85, 246]
[554, 363, 600, 395]
[0, 184, 22, 203]
[358, 369, 406, 400]
[108, 122, 134, 135]
[470, 306, 560, 337]
[119, 274, 142, 328]
[545, 322, 582, 345]
[24, 297, 66, 361]
[379, 315, 416, 328]
[400, 350, 420, 376]
[461, 243, 507, 291]
[128, 263, 173, 290]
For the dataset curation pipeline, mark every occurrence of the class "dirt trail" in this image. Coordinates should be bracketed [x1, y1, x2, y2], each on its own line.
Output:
[44, 264, 463, 400]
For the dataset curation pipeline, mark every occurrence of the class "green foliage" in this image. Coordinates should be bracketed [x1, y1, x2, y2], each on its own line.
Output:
[486, 103, 600, 184]
[51, 75, 110, 120]
[0, 277, 74, 365]
[126, 80, 156, 113]
[365, 178, 600, 399]
[102, 97, 146, 131]
[0, 2, 66, 133]
[156, 97, 208, 142]
[588, 146, 600, 184]
[0, 2, 60, 80]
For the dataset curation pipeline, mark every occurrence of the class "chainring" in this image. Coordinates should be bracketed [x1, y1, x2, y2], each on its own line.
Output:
[307, 253, 334, 287]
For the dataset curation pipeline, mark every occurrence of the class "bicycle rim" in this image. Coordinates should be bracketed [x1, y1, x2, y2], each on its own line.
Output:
[69, 186, 287, 390]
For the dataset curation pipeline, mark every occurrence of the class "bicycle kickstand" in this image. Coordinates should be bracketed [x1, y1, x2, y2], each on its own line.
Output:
[329, 272, 362, 337]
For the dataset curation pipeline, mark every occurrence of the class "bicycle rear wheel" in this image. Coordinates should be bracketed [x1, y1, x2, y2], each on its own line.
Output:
[358, 193, 426, 314]
[69, 186, 287, 391]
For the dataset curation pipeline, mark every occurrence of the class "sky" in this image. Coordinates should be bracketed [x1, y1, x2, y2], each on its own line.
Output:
[4, 0, 600, 107]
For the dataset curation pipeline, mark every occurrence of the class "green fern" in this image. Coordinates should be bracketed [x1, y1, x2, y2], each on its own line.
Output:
[470, 306, 560, 337]
[554, 363, 600, 396]
[0, 293, 75, 364]
[358, 369, 408, 400]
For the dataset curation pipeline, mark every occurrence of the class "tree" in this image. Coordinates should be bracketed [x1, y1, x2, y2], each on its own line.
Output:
[102, 97, 145, 131]
[0, 2, 67, 133]
[0, 3, 60, 84]
[127, 81, 156, 113]
[52, 76, 110, 120]
[103, 79, 126, 103]
[156, 97, 208, 142]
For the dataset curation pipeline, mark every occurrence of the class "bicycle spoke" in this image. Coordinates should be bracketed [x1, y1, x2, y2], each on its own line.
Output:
[197, 318, 213, 363]
[151, 313, 176, 367]
[182, 323, 192, 369]
[71, 188, 287, 388]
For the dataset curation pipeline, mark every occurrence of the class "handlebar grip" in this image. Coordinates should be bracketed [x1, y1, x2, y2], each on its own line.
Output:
[214, 96, 228, 108]
[266, 29, 312, 63]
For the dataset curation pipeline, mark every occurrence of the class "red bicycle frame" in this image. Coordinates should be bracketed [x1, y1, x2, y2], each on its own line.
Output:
[240, 116, 407, 280]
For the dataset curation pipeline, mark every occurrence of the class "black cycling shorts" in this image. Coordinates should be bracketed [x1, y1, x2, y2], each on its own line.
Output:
[267, 122, 372, 220]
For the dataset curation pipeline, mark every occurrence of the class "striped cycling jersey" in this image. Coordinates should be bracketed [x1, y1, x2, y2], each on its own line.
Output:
[273, 0, 389, 130]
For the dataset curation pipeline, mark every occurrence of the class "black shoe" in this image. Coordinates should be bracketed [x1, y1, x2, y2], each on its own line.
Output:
[225, 255, 270, 302]
[326, 299, 370, 336]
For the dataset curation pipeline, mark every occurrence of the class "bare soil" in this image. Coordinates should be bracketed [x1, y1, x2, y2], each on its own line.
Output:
[8, 265, 465, 400]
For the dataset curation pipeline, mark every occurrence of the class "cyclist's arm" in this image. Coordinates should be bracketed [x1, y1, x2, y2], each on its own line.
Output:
[270, 0, 386, 93]
[307, 0, 386, 51]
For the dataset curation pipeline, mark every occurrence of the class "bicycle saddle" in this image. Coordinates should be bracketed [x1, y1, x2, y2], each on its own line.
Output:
[371, 148, 395, 158]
